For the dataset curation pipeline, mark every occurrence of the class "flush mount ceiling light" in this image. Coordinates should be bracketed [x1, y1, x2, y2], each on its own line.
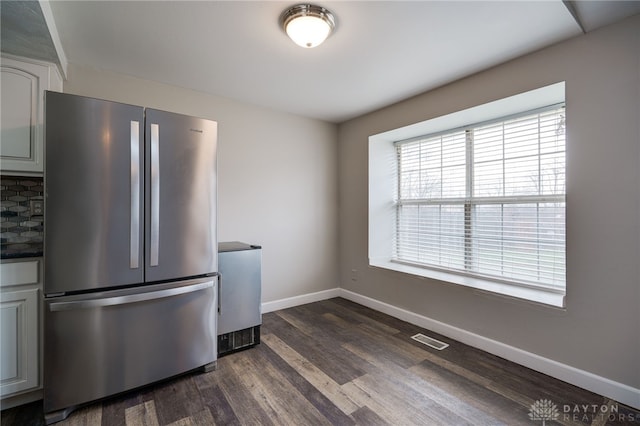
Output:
[281, 4, 335, 48]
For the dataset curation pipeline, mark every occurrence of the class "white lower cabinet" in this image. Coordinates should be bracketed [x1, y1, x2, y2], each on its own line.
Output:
[0, 259, 42, 408]
[1, 288, 38, 395]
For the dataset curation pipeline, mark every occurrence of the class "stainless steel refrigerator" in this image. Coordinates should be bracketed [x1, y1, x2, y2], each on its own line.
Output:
[43, 92, 218, 423]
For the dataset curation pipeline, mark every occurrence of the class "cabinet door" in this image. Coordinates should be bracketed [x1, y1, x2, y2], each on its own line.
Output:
[0, 288, 39, 397]
[0, 57, 52, 173]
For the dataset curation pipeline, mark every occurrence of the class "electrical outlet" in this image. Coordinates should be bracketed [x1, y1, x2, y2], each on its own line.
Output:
[30, 200, 44, 216]
[350, 269, 358, 281]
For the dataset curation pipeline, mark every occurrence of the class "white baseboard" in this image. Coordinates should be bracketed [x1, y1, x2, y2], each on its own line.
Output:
[339, 289, 640, 410]
[261, 288, 340, 314]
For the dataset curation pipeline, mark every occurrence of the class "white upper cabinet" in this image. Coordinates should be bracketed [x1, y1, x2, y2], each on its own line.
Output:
[1, 55, 63, 174]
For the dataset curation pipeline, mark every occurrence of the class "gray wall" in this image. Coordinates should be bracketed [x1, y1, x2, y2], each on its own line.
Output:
[338, 15, 640, 388]
[63, 63, 339, 303]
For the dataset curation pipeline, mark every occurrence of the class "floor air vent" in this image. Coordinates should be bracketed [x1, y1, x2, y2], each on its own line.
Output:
[411, 333, 449, 350]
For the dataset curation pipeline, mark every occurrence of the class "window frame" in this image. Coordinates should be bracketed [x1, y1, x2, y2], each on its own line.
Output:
[394, 104, 566, 290]
[368, 82, 567, 308]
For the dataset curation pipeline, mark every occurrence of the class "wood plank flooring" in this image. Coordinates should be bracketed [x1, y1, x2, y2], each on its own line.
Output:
[2, 297, 639, 425]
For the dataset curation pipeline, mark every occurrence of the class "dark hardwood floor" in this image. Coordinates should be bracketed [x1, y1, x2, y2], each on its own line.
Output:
[2, 297, 639, 425]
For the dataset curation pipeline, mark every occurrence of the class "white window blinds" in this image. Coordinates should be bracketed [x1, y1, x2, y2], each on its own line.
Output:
[395, 106, 565, 290]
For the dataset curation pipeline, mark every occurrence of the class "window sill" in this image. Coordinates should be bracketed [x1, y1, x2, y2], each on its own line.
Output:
[369, 258, 566, 308]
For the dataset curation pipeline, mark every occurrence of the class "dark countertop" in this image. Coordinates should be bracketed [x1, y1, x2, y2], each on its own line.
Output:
[1, 246, 43, 260]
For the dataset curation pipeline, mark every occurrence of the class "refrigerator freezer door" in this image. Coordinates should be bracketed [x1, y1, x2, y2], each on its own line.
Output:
[43, 277, 217, 418]
[44, 92, 145, 294]
[144, 109, 217, 283]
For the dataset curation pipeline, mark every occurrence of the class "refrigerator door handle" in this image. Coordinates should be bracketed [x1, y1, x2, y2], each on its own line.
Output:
[48, 280, 214, 311]
[130, 121, 140, 269]
[150, 123, 160, 266]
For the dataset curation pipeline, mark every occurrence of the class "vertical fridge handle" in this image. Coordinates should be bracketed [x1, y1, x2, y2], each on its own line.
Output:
[217, 274, 221, 314]
[150, 123, 160, 266]
[130, 121, 140, 269]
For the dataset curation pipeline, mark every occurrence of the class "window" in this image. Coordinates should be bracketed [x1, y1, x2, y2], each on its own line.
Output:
[369, 82, 566, 307]
[395, 106, 565, 289]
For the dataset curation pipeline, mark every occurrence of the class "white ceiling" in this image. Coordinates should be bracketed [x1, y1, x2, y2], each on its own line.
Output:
[12, 1, 640, 123]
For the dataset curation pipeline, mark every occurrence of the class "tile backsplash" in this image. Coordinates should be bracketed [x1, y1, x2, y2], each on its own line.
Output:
[1, 176, 44, 258]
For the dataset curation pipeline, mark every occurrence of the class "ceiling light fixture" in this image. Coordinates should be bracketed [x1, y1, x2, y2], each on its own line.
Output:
[281, 4, 335, 48]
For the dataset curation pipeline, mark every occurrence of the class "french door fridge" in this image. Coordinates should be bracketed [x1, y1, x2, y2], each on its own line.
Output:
[43, 92, 218, 423]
